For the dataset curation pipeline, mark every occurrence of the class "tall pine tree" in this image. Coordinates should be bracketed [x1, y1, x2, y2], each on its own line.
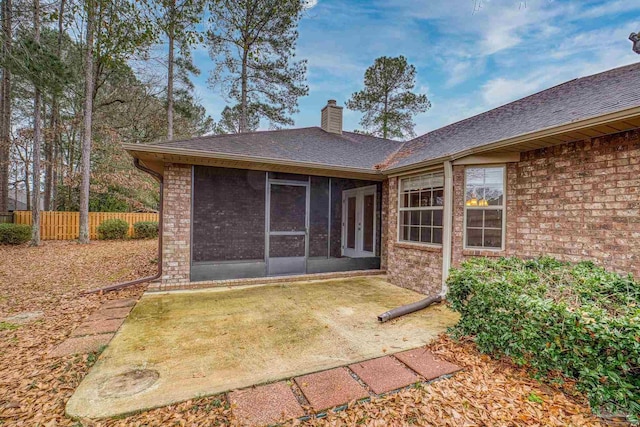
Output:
[346, 56, 430, 140]
[207, 0, 308, 132]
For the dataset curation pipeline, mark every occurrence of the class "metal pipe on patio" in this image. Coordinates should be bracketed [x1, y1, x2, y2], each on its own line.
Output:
[377, 294, 442, 323]
[83, 159, 163, 294]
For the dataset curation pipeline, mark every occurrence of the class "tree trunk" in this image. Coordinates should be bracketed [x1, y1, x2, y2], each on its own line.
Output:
[240, 50, 248, 133]
[79, 0, 95, 244]
[44, 97, 53, 211]
[44, 0, 65, 211]
[51, 135, 58, 210]
[383, 57, 388, 140]
[24, 162, 30, 211]
[0, 0, 12, 213]
[31, 0, 41, 246]
[166, 0, 175, 140]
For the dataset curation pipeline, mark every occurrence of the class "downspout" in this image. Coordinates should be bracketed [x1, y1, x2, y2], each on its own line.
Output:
[84, 158, 163, 294]
[377, 161, 453, 322]
[441, 160, 453, 297]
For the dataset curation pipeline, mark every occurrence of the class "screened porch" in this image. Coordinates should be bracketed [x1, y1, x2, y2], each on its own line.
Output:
[190, 166, 382, 282]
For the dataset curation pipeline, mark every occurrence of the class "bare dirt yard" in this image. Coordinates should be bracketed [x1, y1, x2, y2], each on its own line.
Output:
[0, 240, 605, 426]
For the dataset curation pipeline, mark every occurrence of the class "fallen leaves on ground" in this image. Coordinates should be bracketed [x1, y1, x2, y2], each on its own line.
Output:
[0, 240, 606, 426]
[292, 335, 605, 426]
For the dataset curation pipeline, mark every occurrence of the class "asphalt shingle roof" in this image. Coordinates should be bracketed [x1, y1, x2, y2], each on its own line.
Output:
[147, 127, 403, 170]
[387, 62, 640, 169]
[135, 63, 640, 173]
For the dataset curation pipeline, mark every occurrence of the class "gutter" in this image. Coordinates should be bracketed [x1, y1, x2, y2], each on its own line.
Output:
[121, 143, 385, 178]
[84, 159, 163, 294]
[385, 105, 640, 176]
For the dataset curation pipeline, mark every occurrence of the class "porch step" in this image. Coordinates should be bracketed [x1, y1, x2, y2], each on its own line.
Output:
[147, 269, 386, 292]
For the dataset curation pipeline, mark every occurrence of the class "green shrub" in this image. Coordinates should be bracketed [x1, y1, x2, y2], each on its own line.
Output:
[133, 221, 158, 239]
[97, 219, 129, 240]
[0, 223, 31, 245]
[447, 257, 640, 421]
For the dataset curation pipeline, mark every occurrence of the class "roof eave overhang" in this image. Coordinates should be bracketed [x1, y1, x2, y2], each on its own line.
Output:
[122, 143, 387, 181]
[385, 105, 640, 176]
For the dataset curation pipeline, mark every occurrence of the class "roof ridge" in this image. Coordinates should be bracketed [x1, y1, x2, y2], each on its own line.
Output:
[407, 61, 640, 146]
[147, 126, 321, 146]
[341, 130, 402, 144]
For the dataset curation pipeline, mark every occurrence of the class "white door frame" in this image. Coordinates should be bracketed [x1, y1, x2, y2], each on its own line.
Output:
[341, 185, 377, 258]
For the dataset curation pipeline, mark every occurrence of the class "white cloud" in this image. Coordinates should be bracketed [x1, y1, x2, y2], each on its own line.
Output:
[303, 0, 318, 9]
[481, 76, 545, 106]
[576, 0, 640, 19]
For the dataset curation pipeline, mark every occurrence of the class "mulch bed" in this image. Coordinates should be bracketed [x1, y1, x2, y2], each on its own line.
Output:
[0, 240, 606, 426]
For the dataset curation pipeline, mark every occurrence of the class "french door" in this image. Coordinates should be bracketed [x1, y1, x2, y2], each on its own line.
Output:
[342, 185, 376, 258]
[266, 179, 309, 276]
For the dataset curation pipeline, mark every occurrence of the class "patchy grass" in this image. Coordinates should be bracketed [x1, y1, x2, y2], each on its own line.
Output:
[0, 322, 19, 331]
[0, 240, 606, 426]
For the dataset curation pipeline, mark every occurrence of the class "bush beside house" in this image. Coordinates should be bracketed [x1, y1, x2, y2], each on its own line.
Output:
[97, 219, 130, 240]
[133, 221, 158, 239]
[447, 257, 640, 421]
[0, 223, 31, 245]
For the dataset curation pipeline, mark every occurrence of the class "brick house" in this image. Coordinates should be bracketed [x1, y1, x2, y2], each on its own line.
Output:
[124, 63, 640, 296]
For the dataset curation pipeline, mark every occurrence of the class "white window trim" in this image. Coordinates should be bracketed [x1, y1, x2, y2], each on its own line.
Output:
[396, 170, 445, 248]
[463, 165, 506, 251]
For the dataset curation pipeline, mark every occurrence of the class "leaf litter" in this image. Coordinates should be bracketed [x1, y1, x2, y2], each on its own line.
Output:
[0, 240, 608, 426]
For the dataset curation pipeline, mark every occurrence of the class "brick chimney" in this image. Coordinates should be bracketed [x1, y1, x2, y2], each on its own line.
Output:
[321, 100, 343, 134]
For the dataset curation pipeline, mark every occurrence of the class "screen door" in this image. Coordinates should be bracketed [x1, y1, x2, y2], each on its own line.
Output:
[267, 180, 309, 275]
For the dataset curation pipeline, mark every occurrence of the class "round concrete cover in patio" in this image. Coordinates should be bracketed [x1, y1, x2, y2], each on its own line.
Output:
[66, 276, 459, 419]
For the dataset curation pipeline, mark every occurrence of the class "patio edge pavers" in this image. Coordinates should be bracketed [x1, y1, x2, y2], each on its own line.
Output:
[48, 333, 114, 358]
[348, 356, 420, 395]
[294, 367, 370, 412]
[48, 298, 137, 358]
[394, 348, 462, 380]
[229, 381, 305, 426]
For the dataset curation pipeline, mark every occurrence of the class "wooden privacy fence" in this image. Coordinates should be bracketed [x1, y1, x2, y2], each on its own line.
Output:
[13, 211, 159, 240]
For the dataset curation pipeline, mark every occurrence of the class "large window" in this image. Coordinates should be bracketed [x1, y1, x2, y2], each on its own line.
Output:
[398, 172, 444, 245]
[464, 166, 505, 249]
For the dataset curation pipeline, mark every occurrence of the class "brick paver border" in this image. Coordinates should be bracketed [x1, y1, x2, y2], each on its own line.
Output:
[230, 350, 462, 426]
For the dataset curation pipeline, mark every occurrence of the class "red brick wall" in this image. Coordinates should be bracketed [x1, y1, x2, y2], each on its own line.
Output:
[448, 129, 640, 278]
[385, 176, 443, 296]
[385, 129, 640, 298]
[162, 163, 192, 286]
[512, 130, 640, 276]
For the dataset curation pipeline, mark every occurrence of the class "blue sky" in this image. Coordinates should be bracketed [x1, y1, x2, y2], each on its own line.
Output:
[190, 0, 640, 138]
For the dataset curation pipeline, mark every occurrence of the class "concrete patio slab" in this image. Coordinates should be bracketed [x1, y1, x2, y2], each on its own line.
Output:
[48, 333, 114, 358]
[395, 348, 461, 380]
[70, 318, 124, 337]
[101, 298, 137, 309]
[66, 276, 459, 418]
[229, 382, 305, 426]
[295, 367, 369, 411]
[349, 356, 420, 394]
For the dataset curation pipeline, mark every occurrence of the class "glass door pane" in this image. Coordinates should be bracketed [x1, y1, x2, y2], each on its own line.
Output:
[347, 196, 356, 249]
[363, 193, 374, 252]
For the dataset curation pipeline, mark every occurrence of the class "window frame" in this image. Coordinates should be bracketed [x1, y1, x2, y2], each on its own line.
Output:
[396, 170, 445, 247]
[463, 165, 506, 251]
